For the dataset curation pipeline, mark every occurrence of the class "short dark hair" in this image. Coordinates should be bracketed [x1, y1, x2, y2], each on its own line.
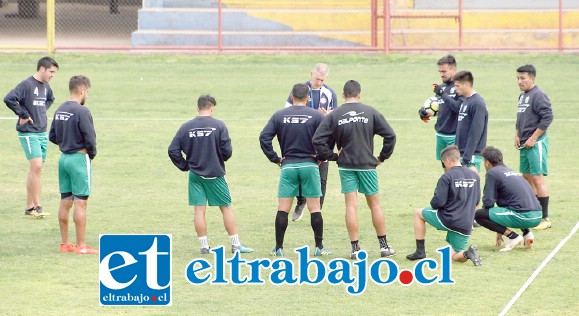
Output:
[441, 145, 460, 162]
[291, 83, 309, 100]
[517, 64, 536, 78]
[437, 55, 456, 67]
[482, 146, 504, 166]
[197, 95, 216, 110]
[37, 56, 59, 71]
[69, 75, 91, 92]
[343, 80, 361, 98]
[453, 71, 474, 85]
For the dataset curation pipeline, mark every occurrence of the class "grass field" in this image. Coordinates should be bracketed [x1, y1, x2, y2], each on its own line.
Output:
[0, 53, 578, 315]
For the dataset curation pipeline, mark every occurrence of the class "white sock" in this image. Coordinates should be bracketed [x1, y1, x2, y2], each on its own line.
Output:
[229, 234, 240, 246]
[199, 236, 209, 249]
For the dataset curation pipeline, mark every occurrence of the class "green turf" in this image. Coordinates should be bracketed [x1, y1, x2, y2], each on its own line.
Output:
[0, 53, 578, 315]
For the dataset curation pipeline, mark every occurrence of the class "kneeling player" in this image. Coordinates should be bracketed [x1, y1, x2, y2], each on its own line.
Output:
[474, 147, 542, 252]
[406, 145, 482, 266]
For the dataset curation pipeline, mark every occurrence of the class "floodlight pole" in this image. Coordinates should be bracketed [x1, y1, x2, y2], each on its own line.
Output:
[218, 0, 223, 52]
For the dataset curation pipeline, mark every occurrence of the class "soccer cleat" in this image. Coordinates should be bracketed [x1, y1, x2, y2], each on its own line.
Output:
[59, 243, 76, 253]
[24, 206, 49, 219]
[292, 202, 306, 222]
[533, 218, 552, 230]
[500, 235, 524, 252]
[350, 250, 362, 260]
[523, 231, 535, 249]
[232, 244, 254, 253]
[464, 245, 482, 266]
[380, 246, 396, 257]
[270, 247, 284, 257]
[200, 247, 211, 254]
[406, 251, 426, 261]
[75, 245, 98, 255]
[472, 219, 481, 228]
[314, 247, 333, 256]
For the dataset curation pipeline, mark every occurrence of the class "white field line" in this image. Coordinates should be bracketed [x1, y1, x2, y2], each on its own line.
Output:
[2, 117, 579, 122]
[498, 221, 579, 316]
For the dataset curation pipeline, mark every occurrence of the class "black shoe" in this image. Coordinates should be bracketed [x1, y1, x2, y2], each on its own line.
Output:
[406, 251, 426, 261]
[292, 201, 306, 221]
[464, 245, 482, 266]
[472, 220, 481, 228]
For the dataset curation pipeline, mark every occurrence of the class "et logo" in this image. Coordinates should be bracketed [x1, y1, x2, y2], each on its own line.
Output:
[99, 234, 172, 306]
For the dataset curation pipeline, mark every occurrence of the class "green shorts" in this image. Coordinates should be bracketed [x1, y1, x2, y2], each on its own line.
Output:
[58, 153, 92, 197]
[422, 207, 470, 252]
[462, 155, 483, 172]
[18, 132, 48, 161]
[435, 133, 456, 160]
[489, 208, 543, 229]
[278, 162, 321, 198]
[188, 171, 231, 206]
[519, 135, 548, 176]
[338, 168, 379, 195]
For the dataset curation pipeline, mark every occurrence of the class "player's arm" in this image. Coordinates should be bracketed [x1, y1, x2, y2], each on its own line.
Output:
[523, 92, 554, 149]
[482, 173, 497, 209]
[49, 112, 58, 145]
[79, 110, 97, 160]
[284, 93, 292, 108]
[430, 176, 449, 210]
[219, 124, 233, 161]
[312, 115, 338, 161]
[259, 116, 281, 164]
[4, 83, 32, 123]
[374, 112, 396, 162]
[46, 87, 55, 110]
[168, 129, 188, 171]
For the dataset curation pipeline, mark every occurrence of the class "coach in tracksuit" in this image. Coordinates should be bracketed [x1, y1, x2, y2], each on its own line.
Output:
[453, 71, 488, 173]
[260, 83, 330, 257]
[406, 145, 482, 266]
[312, 79, 396, 259]
[515, 64, 554, 230]
[285, 63, 338, 221]
[168, 95, 253, 255]
[475, 147, 542, 253]
[49, 75, 98, 255]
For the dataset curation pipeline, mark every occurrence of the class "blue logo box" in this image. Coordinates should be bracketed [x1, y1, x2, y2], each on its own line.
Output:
[99, 234, 172, 306]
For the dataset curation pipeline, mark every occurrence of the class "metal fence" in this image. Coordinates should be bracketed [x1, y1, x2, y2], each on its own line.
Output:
[0, 0, 577, 52]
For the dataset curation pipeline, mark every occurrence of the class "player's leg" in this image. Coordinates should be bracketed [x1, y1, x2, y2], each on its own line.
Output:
[19, 133, 44, 214]
[188, 172, 211, 253]
[273, 165, 300, 256]
[68, 153, 96, 254]
[358, 169, 393, 257]
[72, 197, 96, 253]
[448, 233, 480, 266]
[406, 208, 429, 260]
[318, 161, 329, 208]
[301, 164, 330, 255]
[528, 138, 551, 229]
[339, 169, 361, 258]
[58, 195, 74, 252]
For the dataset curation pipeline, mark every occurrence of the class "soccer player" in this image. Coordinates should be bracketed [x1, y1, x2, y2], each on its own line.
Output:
[4, 56, 58, 218]
[49, 75, 98, 254]
[260, 83, 331, 257]
[313, 80, 396, 259]
[474, 147, 542, 252]
[168, 95, 254, 254]
[451, 71, 488, 173]
[422, 55, 463, 165]
[285, 63, 338, 222]
[515, 65, 554, 230]
[406, 145, 482, 266]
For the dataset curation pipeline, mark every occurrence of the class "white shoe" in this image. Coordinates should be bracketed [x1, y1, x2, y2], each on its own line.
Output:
[523, 231, 534, 249]
[500, 235, 524, 252]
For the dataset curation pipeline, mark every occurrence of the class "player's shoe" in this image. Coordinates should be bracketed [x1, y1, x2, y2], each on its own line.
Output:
[75, 245, 99, 254]
[380, 246, 396, 257]
[350, 250, 363, 260]
[314, 247, 333, 256]
[472, 219, 481, 228]
[500, 235, 524, 252]
[232, 244, 254, 253]
[200, 247, 211, 254]
[523, 231, 535, 249]
[405, 251, 426, 261]
[270, 247, 284, 257]
[533, 218, 552, 230]
[59, 243, 76, 253]
[292, 201, 306, 222]
[24, 206, 48, 218]
[464, 245, 482, 266]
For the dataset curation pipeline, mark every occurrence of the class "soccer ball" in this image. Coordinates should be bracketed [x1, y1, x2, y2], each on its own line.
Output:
[423, 97, 440, 117]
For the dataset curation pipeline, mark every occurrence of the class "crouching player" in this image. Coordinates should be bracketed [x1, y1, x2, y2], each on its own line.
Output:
[474, 147, 542, 252]
[406, 145, 482, 266]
